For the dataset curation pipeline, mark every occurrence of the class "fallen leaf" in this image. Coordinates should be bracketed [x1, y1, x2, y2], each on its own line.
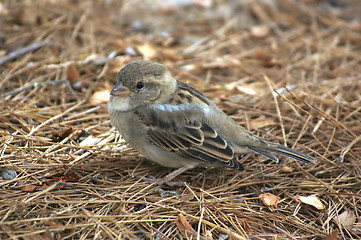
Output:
[323, 229, 338, 240]
[225, 81, 268, 96]
[51, 127, 74, 142]
[21, 6, 38, 25]
[137, 42, 157, 60]
[66, 64, 80, 83]
[255, 49, 279, 67]
[163, 49, 181, 61]
[281, 166, 294, 173]
[334, 210, 356, 228]
[178, 213, 195, 232]
[202, 57, 240, 69]
[84, 53, 108, 65]
[249, 118, 276, 129]
[0, 3, 9, 16]
[22, 184, 39, 192]
[69, 153, 78, 160]
[195, 0, 212, 8]
[107, 57, 129, 76]
[250, 25, 270, 38]
[274, 236, 287, 240]
[39, 230, 55, 240]
[114, 39, 127, 52]
[176, 213, 197, 239]
[297, 195, 325, 210]
[43, 220, 65, 227]
[52, 170, 80, 182]
[89, 89, 110, 105]
[259, 193, 280, 211]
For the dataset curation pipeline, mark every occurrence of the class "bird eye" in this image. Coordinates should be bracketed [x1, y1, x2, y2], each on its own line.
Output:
[136, 81, 144, 89]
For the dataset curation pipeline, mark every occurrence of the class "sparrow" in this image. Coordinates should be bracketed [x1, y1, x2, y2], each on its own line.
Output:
[108, 60, 316, 184]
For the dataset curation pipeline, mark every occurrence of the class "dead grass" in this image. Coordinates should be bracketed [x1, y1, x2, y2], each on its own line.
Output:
[1, 0, 360, 239]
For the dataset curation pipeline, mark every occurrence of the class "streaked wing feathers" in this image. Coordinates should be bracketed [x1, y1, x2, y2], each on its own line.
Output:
[135, 103, 243, 170]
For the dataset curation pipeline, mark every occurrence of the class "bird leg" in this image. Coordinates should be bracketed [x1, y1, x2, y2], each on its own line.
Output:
[159, 166, 192, 186]
[138, 166, 192, 186]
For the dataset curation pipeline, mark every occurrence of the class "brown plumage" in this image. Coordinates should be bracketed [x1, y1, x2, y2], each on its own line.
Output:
[108, 60, 316, 183]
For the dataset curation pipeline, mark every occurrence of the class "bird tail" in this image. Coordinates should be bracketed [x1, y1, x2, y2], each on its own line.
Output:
[247, 144, 316, 164]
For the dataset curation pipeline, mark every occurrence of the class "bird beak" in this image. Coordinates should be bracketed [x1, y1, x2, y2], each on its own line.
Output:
[110, 83, 131, 97]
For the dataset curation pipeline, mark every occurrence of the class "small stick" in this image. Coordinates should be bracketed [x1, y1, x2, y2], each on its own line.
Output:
[0, 79, 78, 98]
[22, 180, 63, 204]
[27, 99, 86, 137]
[262, 74, 287, 146]
[339, 134, 361, 162]
[0, 42, 47, 66]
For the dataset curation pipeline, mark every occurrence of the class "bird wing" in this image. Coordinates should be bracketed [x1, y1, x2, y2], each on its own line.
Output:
[134, 103, 244, 171]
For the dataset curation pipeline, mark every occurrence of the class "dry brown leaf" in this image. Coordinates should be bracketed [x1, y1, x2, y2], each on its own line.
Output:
[21, 6, 37, 25]
[250, 25, 270, 38]
[22, 185, 40, 192]
[115, 39, 127, 53]
[39, 230, 55, 240]
[0, 50, 6, 58]
[69, 154, 78, 160]
[0, 3, 9, 16]
[66, 64, 80, 83]
[137, 42, 157, 60]
[176, 213, 196, 239]
[323, 229, 338, 240]
[274, 236, 287, 240]
[255, 49, 279, 67]
[225, 81, 268, 96]
[281, 166, 294, 173]
[202, 57, 240, 69]
[43, 220, 65, 227]
[297, 195, 325, 210]
[259, 193, 280, 211]
[178, 213, 195, 232]
[52, 170, 80, 183]
[51, 127, 74, 142]
[334, 210, 356, 228]
[89, 89, 110, 105]
[249, 118, 276, 129]
[106, 57, 130, 78]
[162, 49, 181, 61]
[195, 0, 212, 8]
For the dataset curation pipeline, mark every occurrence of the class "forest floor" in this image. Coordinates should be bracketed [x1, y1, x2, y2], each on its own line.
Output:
[0, 0, 360, 239]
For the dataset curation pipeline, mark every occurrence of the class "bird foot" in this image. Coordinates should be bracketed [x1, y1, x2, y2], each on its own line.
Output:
[136, 166, 191, 186]
[135, 175, 185, 186]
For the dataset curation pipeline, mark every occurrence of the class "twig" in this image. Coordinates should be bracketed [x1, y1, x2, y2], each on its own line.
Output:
[339, 135, 361, 162]
[284, 87, 357, 138]
[27, 100, 86, 137]
[262, 74, 287, 146]
[22, 180, 63, 204]
[0, 79, 78, 98]
[0, 42, 47, 66]
[152, 202, 247, 240]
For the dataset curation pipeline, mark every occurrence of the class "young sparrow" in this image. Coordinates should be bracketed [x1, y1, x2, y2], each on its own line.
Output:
[108, 60, 316, 184]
